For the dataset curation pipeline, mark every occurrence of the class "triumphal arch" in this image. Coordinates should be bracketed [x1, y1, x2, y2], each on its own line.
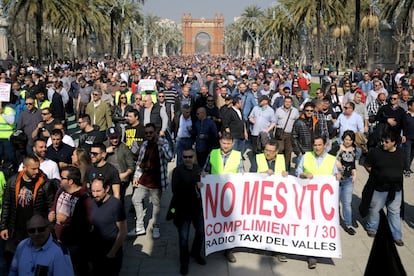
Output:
[181, 14, 224, 55]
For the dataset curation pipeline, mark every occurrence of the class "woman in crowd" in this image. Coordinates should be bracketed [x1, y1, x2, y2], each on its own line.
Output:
[336, 130, 357, 236]
[71, 147, 92, 184]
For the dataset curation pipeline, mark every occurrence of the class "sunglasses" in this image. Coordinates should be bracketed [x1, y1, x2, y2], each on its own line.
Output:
[158, 95, 165, 98]
[93, 93, 100, 96]
[90, 152, 100, 156]
[305, 109, 314, 112]
[27, 226, 47, 234]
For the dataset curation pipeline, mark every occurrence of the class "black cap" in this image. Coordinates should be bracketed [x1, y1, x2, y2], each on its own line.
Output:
[107, 127, 118, 138]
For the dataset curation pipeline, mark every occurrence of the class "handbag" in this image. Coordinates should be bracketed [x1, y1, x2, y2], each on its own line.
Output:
[274, 109, 292, 140]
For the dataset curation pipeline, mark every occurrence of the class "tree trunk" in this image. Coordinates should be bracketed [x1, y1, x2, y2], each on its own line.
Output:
[36, 0, 43, 63]
[110, 13, 115, 57]
[367, 29, 375, 71]
[314, 0, 322, 69]
[354, 0, 361, 66]
[279, 33, 284, 57]
[117, 32, 122, 58]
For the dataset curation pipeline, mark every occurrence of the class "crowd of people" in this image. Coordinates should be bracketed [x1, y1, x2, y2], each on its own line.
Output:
[0, 55, 413, 275]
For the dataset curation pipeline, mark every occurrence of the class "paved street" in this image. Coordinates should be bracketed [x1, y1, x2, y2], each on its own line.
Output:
[120, 157, 414, 276]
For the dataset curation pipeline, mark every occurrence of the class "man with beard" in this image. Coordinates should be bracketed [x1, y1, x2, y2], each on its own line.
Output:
[130, 123, 173, 239]
[90, 177, 127, 276]
[84, 143, 121, 199]
[19, 139, 60, 180]
[105, 127, 135, 204]
[292, 102, 321, 157]
[124, 109, 145, 158]
[48, 166, 91, 275]
[78, 114, 105, 152]
[46, 129, 74, 170]
[0, 154, 55, 271]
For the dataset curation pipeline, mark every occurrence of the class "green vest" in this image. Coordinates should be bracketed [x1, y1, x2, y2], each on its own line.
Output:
[20, 89, 27, 99]
[256, 153, 285, 173]
[115, 90, 133, 105]
[0, 171, 5, 216]
[303, 152, 336, 176]
[0, 106, 15, 139]
[35, 100, 51, 109]
[210, 149, 241, 174]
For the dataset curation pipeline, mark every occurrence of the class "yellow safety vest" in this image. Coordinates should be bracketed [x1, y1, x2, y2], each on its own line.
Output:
[20, 89, 27, 99]
[256, 153, 285, 173]
[115, 90, 133, 105]
[35, 100, 51, 109]
[0, 106, 15, 139]
[303, 152, 336, 176]
[210, 149, 241, 174]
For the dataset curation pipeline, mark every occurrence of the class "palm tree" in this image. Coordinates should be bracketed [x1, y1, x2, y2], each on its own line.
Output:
[239, 5, 265, 58]
[265, 5, 297, 58]
[224, 21, 244, 57]
[382, 0, 414, 64]
[282, 0, 347, 69]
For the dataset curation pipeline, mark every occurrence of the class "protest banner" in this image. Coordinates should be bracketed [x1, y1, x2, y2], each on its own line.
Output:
[138, 79, 157, 92]
[0, 83, 11, 102]
[200, 173, 342, 258]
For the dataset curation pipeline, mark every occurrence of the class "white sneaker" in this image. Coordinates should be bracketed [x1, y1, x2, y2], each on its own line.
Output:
[152, 227, 160, 239]
[128, 227, 146, 237]
[136, 227, 146, 235]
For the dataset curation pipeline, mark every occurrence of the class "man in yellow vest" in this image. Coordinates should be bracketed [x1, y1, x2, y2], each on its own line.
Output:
[251, 139, 289, 262]
[0, 101, 17, 168]
[296, 136, 341, 269]
[251, 139, 288, 177]
[202, 132, 244, 263]
[114, 81, 133, 105]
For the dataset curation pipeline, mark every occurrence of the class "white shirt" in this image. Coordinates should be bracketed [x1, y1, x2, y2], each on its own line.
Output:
[18, 159, 61, 180]
[47, 134, 75, 148]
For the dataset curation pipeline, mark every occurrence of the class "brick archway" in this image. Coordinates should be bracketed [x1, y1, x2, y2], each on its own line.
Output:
[181, 14, 224, 56]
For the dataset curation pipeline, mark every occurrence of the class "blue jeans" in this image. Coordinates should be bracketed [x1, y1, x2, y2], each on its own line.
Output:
[131, 185, 162, 229]
[176, 137, 193, 166]
[176, 213, 205, 265]
[366, 190, 402, 240]
[233, 139, 245, 155]
[404, 138, 414, 171]
[339, 177, 353, 227]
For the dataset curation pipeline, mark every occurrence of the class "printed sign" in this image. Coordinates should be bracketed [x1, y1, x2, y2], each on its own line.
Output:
[0, 83, 11, 102]
[201, 173, 342, 258]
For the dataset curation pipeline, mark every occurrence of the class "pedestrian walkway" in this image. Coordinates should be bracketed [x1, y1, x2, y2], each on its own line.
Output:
[121, 160, 414, 276]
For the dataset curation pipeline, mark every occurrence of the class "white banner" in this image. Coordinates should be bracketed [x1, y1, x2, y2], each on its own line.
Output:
[201, 173, 342, 258]
[138, 79, 156, 92]
[0, 83, 11, 102]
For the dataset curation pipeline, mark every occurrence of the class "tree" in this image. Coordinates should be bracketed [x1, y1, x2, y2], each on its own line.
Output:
[282, 0, 347, 69]
[239, 5, 265, 58]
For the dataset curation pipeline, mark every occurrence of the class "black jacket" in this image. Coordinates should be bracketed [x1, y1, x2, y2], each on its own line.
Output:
[0, 171, 55, 235]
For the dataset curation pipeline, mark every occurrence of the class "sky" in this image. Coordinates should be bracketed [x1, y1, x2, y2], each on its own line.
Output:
[141, 0, 275, 25]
